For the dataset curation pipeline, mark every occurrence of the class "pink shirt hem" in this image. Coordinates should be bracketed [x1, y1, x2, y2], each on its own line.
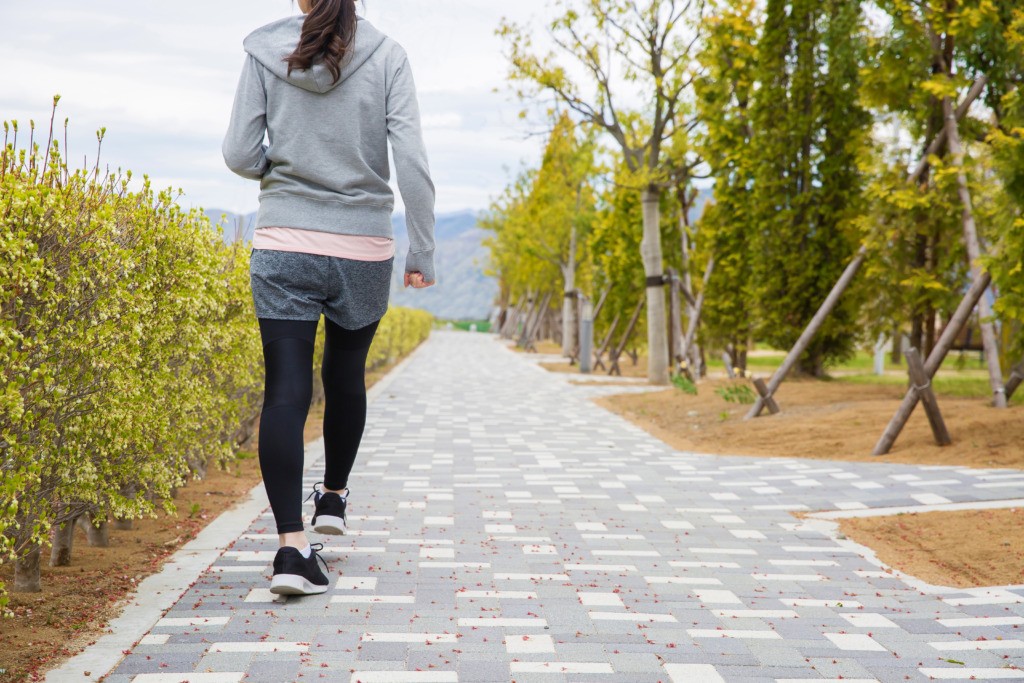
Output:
[253, 227, 395, 261]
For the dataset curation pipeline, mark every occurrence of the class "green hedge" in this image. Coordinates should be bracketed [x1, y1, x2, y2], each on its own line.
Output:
[0, 107, 264, 605]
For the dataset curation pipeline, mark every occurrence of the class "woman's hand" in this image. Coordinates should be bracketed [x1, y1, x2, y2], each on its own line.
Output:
[404, 272, 434, 289]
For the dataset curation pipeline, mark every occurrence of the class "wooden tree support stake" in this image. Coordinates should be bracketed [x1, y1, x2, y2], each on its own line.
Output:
[593, 312, 620, 372]
[752, 377, 780, 414]
[680, 257, 714, 373]
[516, 298, 539, 346]
[1006, 361, 1023, 401]
[609, 295, 644, 376]
[667, 268, 683, 366]
[722, 352, 736, 379]
[523, 291, 553, 352]
[873, 270, 992, 455]
[904, 347, 951, 446]
[745, 247, 867, 419]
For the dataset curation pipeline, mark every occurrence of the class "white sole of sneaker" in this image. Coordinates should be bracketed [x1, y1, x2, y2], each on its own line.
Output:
[269, 573, 329, 596]
[311, 515, 347, 535]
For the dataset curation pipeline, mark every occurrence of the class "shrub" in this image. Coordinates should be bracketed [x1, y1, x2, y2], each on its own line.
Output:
[0, 100, 262, 601]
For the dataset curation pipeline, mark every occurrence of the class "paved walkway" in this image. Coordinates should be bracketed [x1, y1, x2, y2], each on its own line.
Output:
[100, 331, 1022, 682]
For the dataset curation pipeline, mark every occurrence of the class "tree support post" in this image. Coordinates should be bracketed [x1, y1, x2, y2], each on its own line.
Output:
[593, 312, 620, 372]
[745, 247, 867, 419]
[516, 297, 539, 348]
[667, 268, 683, 370]
[752, 377, 780, 414]
[904, 347, 951, 446]
[1005, 361, 1023, 401]
[609, 295, 645, 377]
[873, 270, 992, 455]
[680, 257, 714, 378]
[523, 291, 553, 352]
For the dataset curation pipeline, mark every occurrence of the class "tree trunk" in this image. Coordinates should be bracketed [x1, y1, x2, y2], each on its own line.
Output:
[943, 95, 1007, 408]
[77, 512, 110, 547]
[14, 545, 42, 593]
[911, 315, 923, 357]
[925, 304, 936, 360]
[50, 515, 79, 567]
[112, 517, 134, 531]
[641, 185, 669, 385]
[561, 223, 577, 357]
[891, 327, 903, 365]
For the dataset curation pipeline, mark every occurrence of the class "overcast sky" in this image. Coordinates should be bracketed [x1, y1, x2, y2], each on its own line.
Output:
[0, 1, 556, 216]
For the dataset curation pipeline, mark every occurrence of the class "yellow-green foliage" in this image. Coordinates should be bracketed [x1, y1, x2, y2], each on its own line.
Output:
[311, 306, 433, 401]
[366, 307, 433, 371]
[0, 104, 263, 608]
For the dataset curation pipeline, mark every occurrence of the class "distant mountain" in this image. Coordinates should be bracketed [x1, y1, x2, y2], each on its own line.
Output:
[205, 208, 499, 321]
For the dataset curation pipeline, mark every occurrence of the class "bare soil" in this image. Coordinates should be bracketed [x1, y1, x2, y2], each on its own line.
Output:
[591, 377, 1024, 468]
[839, 508, 1024, 588]
[0, 358, 397, 682]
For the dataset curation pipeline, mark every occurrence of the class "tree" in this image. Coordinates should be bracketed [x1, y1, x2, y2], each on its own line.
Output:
[499, 0, 705, 384]
[747, 0, 870, 376]
[694, 0, 759, 372]
[530, 113, 598, 356]
[860, 0, 1024, 401]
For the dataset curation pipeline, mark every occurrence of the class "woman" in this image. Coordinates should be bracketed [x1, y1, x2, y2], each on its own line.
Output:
[222, 0, 435, 596]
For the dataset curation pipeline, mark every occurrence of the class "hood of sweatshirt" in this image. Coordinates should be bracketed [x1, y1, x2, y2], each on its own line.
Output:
[243, 15, 387, 94]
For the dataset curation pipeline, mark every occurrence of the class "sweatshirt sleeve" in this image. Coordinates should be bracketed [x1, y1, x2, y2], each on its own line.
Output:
[386, 48, 437, 283]
[222, 54, 270, 181]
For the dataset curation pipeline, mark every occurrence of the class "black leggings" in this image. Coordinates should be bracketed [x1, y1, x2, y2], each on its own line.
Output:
[257, 316, 379, 534]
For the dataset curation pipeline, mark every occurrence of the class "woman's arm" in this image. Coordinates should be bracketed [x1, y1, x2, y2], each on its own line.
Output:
[386, 48, 436, 285]
[223, 54, 270, 180]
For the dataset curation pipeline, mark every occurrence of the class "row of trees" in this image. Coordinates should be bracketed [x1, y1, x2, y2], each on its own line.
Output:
[486, 0, 1024, 386]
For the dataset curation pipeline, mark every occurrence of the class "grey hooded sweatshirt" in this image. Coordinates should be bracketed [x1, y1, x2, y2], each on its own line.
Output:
[223, 15, 435, 282]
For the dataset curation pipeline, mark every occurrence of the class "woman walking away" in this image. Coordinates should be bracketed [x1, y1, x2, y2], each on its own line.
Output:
[222, 0, 436, 596]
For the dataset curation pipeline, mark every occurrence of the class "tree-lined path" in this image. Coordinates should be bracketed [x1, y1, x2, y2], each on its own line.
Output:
[91, 331, 1022, 682]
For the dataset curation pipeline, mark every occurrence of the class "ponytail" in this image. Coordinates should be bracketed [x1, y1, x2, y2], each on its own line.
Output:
[285, 0, 358, 85]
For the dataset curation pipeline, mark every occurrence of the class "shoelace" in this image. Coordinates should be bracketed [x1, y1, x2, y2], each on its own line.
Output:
[308, 542, 329, 574]
[304, 482, 324, 504]
[304, 482, 350, 504]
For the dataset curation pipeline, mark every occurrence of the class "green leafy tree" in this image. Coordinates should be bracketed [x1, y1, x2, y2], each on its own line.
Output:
[748, 0, 870, 376]
[694, 0, 759, 371]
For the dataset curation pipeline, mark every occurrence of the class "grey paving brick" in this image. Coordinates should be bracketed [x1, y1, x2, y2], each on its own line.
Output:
[96, 332, 1024, 682]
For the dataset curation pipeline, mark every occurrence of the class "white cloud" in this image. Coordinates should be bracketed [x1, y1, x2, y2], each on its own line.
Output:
[0, 0, 562, 216]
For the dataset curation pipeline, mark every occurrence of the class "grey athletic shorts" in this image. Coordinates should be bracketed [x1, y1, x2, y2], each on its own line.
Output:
[249, 248, 394, 330]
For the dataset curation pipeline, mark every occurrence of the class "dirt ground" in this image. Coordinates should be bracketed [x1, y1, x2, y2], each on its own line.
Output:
[0, 358, 391, 682]
[591, 377, 1023, 468]
[839, 508, 1024, 588]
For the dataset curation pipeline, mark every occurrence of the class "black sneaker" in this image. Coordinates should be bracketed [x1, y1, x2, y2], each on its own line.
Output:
[269, 543, 330, 596]
[308, 482, 348, 536]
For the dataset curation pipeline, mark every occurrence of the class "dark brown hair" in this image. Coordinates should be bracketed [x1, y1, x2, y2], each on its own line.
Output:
[285, 0, 358, 85]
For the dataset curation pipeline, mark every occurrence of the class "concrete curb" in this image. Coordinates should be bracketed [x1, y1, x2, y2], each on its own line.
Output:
[43, 332, 434, 683]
